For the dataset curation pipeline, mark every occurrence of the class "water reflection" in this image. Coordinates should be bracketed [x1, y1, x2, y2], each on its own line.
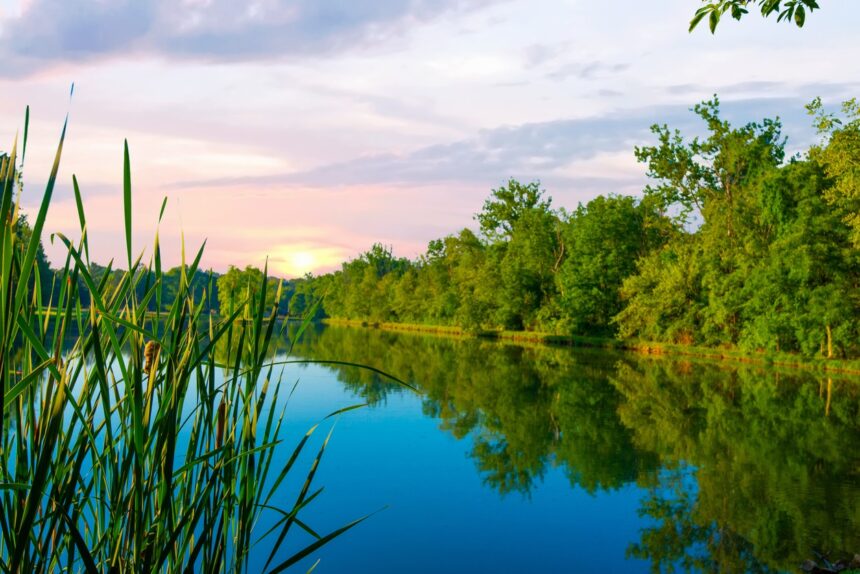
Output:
[286, 323, 860, 572]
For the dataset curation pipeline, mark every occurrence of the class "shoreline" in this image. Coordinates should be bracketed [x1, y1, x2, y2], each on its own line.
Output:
[322, 318, 860, 376]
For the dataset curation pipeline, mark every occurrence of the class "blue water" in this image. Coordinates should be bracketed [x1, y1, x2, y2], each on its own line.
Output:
[259, 364, 654, 573]
[147, 323, 857, 573]
[29, 323, 860, 571]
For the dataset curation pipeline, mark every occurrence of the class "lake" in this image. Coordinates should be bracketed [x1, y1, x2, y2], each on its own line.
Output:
[249, 323, 860, 573]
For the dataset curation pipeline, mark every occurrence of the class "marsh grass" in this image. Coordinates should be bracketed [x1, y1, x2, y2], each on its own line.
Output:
[0, 109, 386, 572]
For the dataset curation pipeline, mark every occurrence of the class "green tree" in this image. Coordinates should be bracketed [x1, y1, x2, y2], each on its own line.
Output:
[807, 98, 860, 245]
[288, 273, 324, 318]
[476, 179, 552, 241]
[605, 96, 860, 357]
[557, 195, 670, 336]
[496, 206, 562, 330]
[615, 237, 705, 343]
[216, 265, 280, 316]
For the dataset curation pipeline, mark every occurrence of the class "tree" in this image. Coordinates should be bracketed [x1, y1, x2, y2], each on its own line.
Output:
[216, 265, 280, 317]
[496, 206, 562, 330]
[690, 0, 820, 33]
[288, 274, 324, 318]
[476, 179, 551, 241]
[620, 98, 790, 346]
[557, 195, 670, 336]
[615, 237, 706, 343]
[618, 98, 860, 356]
[807, 98, 860, 246]
[635, 97, 785, 231]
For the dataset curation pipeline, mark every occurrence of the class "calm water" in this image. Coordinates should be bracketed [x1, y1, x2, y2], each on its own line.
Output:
[244, 324, 858, 573]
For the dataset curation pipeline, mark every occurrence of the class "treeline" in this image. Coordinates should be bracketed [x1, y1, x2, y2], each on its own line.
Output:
[297, 98, 860, 358]
[36, 260, 300, 316]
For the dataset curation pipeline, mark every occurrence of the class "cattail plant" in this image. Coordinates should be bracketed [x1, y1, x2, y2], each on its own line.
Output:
[0, 108, 390, 572]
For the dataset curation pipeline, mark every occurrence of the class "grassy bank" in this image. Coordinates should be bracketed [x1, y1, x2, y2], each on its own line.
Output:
[322, 318, 860, 376]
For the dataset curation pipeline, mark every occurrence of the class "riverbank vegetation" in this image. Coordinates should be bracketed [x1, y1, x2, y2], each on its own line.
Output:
[294, 98, 860, 361]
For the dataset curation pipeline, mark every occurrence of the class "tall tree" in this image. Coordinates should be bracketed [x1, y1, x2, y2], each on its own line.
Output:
[476, 179, 552, 241]
[216, 265, 280, 316]
[807, 98, 860, 245]
[557, 195, 670, 336]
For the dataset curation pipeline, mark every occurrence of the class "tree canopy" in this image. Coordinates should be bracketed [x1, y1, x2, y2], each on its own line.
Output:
[299, 97, 860, 360]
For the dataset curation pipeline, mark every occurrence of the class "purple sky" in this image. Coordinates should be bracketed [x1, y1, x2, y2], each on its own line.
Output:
[2, 0, 859, 277]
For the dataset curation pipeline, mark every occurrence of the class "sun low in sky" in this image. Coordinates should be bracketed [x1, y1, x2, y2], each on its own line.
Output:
[1, 0, 859, 277]
[275, 244, 346, 278]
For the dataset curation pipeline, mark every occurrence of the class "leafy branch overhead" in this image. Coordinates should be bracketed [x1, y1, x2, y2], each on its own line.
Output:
[690, 0, 820, 33]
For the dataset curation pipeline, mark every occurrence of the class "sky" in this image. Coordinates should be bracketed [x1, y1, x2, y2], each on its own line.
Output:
[1, 0, 859, 278]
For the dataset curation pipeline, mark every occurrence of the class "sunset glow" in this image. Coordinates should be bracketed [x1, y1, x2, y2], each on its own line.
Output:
[1, 1, 858, 277]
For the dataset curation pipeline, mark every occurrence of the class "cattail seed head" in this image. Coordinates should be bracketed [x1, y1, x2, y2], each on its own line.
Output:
[216, 399, 227, 448]
[144, 341, 159, 374]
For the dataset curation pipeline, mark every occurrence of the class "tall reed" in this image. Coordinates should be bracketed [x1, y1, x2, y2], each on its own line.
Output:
[0, 110, 370, 572]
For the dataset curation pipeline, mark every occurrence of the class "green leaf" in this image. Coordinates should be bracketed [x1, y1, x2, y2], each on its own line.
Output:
[72, 175, 89, 263]
[158, 196, 168, 222]
[266, 515, 372, 574]
[21, 105, 29, 165]
[689, 8, 710, 32]
[123, 139, 132, 272]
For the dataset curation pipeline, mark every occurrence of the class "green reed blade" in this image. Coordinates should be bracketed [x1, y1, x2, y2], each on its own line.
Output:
[123, 140, 132, 272]
[279, 360, 417, 392]
[2, 359, 51, 408]
[71, 175, 90, 264]
[9, 373, 67, 568]
[254, 488, 324, 548]
[266, 515, 370, 574]
[58, 504, 100, 574]
[262, 425, 335, 573]
[13, 117, 65, 316]
[21, 106, 29, 166]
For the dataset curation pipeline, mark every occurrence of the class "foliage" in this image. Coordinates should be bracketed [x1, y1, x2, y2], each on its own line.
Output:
[557, 195, 670, 336]
[0, 115, 372, 572]
[300, 97, 860, 361]
[690, 0, 820, 33]
[302, 179, 673, 336]
[476, 179, 552, 241]
[617, 98, 860, 356]
[217, 264, 284, 317]
[808, 97, 860, 245]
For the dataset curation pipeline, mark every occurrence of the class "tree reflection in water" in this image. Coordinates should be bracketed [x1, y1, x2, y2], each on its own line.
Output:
[284, 323, 860, 572]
